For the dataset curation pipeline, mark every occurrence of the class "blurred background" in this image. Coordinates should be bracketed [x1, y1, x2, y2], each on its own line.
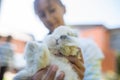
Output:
[0, 0, 120, 80]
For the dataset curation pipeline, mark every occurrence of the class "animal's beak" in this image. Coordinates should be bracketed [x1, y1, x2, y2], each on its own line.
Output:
[60, 35, 67, 39]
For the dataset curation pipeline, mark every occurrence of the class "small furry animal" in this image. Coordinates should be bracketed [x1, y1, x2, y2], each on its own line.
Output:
[14, 26, 82, 80]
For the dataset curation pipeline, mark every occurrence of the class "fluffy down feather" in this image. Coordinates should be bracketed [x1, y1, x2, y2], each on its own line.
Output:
[14, 26, 82, 80]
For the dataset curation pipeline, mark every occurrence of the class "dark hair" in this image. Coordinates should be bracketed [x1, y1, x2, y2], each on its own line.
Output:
[34, 0, 64, 14]
[0, 35, 2, 39]
[6, 35, 12, 42]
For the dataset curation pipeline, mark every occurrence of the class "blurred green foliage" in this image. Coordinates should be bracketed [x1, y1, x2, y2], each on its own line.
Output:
[116, 52, 120, 75]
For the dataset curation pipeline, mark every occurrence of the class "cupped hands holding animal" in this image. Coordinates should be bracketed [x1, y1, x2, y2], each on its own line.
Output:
[32, 55, 85, 80]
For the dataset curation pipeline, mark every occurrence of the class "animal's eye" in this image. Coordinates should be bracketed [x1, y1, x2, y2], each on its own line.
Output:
[73, 34, 78, 37]
[67, 33, 71, 36]
[67, 33, 78, 37]
[72, 34, 78, 37]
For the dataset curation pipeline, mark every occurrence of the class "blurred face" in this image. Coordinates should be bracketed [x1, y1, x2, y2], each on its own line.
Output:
[36, 0, 65, 32]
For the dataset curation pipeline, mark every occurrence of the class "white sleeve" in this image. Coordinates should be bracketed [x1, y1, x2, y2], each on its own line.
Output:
[84, 60, 103, 80]
[82, 39, 104, 80]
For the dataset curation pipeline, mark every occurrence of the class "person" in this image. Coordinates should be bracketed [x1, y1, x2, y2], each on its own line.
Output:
[0, 35, 4, 44]
[0, 35, 2, 42]
[0, 35, 14, 80]
[0, 35, 2, 70]
[32, 0, 104, 80]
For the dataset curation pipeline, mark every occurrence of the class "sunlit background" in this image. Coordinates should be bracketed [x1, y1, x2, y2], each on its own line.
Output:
[0, 0, 120, 80]
[0, 0, 120, 40]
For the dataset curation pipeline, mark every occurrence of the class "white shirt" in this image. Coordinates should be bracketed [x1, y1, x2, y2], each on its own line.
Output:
[79, 38, 104, 80]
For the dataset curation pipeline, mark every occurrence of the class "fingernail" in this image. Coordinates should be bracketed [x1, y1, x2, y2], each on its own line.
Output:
[59, 71, 65, 79]
[52, 65, 58, 71]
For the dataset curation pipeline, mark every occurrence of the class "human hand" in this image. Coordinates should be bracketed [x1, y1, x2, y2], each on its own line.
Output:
[32, 65, 65, 80]
[32, 51, 85, 80]
[66, 53, 85, 80]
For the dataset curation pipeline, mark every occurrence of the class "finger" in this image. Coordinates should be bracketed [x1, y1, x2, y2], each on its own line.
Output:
[56, 71, 65, 80]
[80, 53, 84, 63]
[67, 56, 85, 72]
[44, 65, 58, 80]
[67, 54, 84, 64]
[72, 64, 84, 79]
[32, 67, 48, 80]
